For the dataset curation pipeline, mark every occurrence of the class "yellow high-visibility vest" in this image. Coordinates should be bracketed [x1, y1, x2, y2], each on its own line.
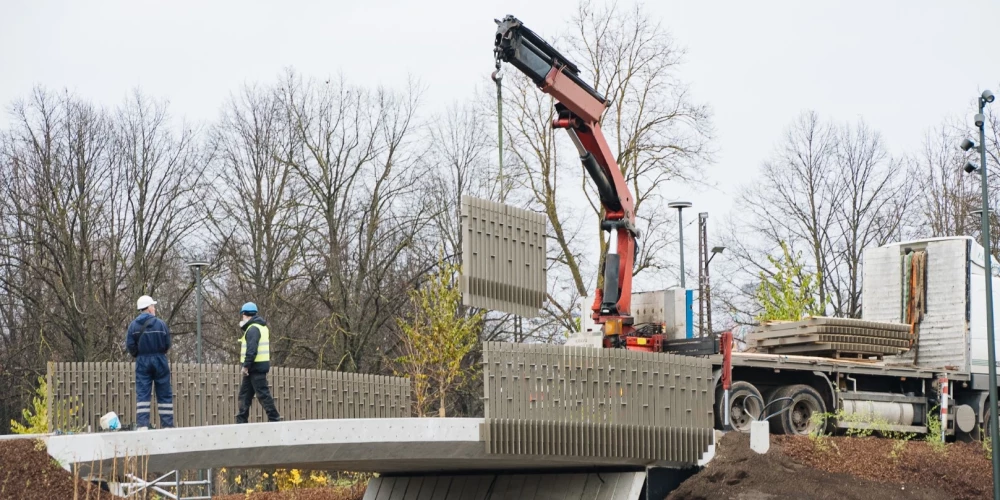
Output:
[239, 325, 270, 363]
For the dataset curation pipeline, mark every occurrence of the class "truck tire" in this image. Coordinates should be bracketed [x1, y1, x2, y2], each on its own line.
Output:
[768, 384, 826, 436]
[716, 381, 764, 433]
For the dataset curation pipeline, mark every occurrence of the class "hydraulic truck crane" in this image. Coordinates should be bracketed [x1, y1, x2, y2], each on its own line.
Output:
[494, 15, 640, 348]
[494, 15, 998, 446]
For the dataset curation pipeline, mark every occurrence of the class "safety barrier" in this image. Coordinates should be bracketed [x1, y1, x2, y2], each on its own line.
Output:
[46, 362, 411, 431]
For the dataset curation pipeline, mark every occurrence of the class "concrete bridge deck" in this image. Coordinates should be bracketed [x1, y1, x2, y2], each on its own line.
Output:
[45, 418, 715, 476]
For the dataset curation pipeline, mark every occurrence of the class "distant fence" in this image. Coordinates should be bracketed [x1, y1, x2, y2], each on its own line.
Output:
[46, 362, 411, 431]
[482, 342, 714, 464]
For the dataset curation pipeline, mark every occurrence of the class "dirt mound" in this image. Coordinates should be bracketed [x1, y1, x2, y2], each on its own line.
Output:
[0, 437, 121, 499]
[780, 435, 992, 500]
[667, 432, 950, 500]
[214, 484, 365, 500]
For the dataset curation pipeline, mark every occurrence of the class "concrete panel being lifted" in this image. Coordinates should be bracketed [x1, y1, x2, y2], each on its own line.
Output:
[47, 418, 708, 476]
[460, 196, 546, 317]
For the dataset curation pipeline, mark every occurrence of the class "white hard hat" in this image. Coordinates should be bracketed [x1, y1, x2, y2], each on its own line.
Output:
[137, 295, 157, 310]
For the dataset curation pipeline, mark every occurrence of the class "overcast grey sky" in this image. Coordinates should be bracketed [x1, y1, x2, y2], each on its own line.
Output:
[3, 0, 999, 229]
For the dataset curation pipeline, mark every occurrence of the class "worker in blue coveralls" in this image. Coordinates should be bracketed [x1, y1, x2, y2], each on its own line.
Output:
[126, 295, 174, 429]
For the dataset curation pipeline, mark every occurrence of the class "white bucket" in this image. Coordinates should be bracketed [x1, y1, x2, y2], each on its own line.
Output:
[99, 412, 120, 431]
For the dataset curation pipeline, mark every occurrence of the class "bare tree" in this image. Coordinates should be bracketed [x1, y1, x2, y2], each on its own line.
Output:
[273, 72, 436, 373]
[916, 124, 980, 238]
[205, 82, 307, 365]
[0, 88, 123, 361]
[567, 0, 714, 280]
[426, 100, 497, 257]
[721, 111, 838, 316]
[721, 111, 916, 321]
[108, 90, 210, 343]
[826, 119, 916, 317]
[498, 1, 714, 333]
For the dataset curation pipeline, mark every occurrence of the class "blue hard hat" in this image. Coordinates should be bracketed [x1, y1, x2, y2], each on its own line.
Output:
[240, 302, 258, 315]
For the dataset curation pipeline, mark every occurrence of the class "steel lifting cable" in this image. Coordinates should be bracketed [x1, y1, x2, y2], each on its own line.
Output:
[491, 57, 505, 203]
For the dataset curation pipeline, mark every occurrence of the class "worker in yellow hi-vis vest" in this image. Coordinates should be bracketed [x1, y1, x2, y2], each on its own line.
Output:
[235, 302, 282, 423]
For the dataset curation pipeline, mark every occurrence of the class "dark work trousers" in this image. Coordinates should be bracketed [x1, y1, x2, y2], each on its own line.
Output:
[135, 354, 174, 428]
[236, 371, 281, 423]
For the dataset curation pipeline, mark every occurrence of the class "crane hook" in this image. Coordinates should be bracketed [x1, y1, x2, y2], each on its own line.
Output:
[492, 55, 503, 83]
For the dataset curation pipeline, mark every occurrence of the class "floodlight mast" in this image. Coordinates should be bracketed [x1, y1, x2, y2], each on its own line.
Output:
[495, 15, 639, 346]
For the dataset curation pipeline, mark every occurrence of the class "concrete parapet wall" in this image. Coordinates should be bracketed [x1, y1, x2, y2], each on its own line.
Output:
[482, 342, 714, 464]
[46, 362, 411, 430]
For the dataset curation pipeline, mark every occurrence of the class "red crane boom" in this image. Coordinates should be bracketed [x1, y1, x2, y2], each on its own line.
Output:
[494, 15, 639, 346]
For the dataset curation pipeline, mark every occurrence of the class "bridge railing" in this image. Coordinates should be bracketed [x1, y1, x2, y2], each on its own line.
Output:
[46, 362, 411, 431]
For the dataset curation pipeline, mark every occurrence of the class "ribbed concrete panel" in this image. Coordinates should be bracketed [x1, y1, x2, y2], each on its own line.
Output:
[460, 196, 546, 318]
[481, 342, 714, 465]
[362, 472, 645, 500]
[47, 362, 411, 430]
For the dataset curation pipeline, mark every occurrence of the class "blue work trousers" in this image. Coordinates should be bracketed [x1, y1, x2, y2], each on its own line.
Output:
[135, 354, 174, 428]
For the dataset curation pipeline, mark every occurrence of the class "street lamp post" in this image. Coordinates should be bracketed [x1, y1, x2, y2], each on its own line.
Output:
[961, 89, 999, 500]
[669, 201, 693, 288]
[186, 259, 210, 494]
[188, 261, 209, 364]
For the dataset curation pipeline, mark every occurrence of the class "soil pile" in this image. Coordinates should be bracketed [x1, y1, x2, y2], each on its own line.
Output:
[0, 437, 121, 500]
[780, 435, 992, 500]
[668, 432, 951, 500]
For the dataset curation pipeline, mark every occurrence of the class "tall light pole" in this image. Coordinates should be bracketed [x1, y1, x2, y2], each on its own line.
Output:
[961, 88, 998, 500]
[187, 259, 210, 493]
[669, 201, 693, 288]
[188, 261, 209, 364]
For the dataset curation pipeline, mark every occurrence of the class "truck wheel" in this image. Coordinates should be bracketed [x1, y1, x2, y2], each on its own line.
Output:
[717, 381, 764, 433]
[769, 384, 826, 436]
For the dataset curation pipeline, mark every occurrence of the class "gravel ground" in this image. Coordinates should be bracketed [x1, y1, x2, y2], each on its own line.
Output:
[668, 432, 953, 500]
[0, 437, 120, 500]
